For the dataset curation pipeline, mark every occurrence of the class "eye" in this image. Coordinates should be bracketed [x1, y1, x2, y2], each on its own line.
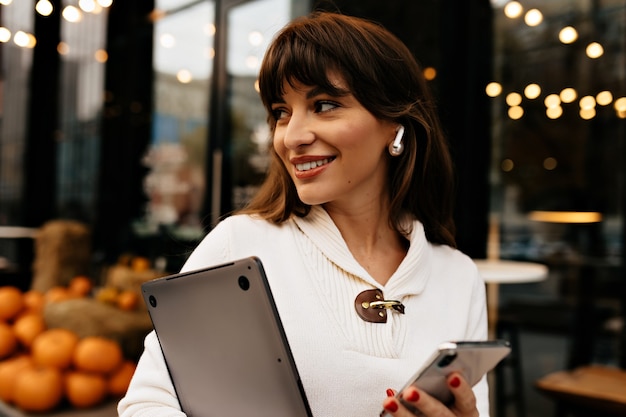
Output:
[271, 106, 289, 121]
[315, 101, 339, 113]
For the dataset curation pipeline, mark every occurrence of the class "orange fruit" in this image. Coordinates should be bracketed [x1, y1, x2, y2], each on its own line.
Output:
[45, 286, 75, 304]
[13, 366, 64, 412]
[108, 360, 136, 397]
[117, 290, 140, 311]
[22, 290, 45, 313]
[96, 286, 120, 304]
[68, 275, 93, 297]
[0, 355, 34, 403]
[131, 256, 150, 272]
[31, 328, 79, 370]
[0, 322, 17, 359]
[73, 336, 123, 374]
[65, 371, 108, 408]
[13, 313, 46, 348]
[0, 286, 24, 321]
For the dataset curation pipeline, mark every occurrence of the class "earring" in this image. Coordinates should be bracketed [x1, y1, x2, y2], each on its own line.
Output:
[388, 125, 405, 156]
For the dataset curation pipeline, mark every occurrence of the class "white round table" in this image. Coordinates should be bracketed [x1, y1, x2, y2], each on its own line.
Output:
[0, 226, 38, 239]
[474, 259, 548, 284]
[473, 259, 549, 337]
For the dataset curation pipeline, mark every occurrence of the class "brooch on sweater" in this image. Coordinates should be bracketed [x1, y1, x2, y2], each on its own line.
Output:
[354, 289, 405, 323]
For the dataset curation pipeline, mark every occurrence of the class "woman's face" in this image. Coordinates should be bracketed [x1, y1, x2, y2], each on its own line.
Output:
[271, 73, 396, 209]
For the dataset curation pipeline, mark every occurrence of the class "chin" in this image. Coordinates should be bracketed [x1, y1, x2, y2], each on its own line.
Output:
[296, 191, 328, 207]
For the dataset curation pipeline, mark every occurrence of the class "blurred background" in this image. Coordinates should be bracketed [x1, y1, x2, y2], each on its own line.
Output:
[0, 0, 625, 416]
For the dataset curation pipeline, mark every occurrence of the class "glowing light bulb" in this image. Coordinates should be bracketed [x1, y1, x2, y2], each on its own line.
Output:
[525, 9, 543, 26]
[586, 42, 604, 58]
[524, 83, 541, 99]
[504, 1, 523, 18]
[485, 82, 502, 97]
[36, 0, 54, 16]
[559, 26, 578, 44]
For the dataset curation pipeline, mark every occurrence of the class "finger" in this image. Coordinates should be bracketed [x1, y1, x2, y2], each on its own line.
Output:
[447, 373, 478, 416]
[382, 396, 400, 415]
[400, 385, 450, 417]
[382, 389, 425, 417]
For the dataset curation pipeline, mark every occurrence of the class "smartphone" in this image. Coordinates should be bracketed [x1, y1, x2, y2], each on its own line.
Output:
[380, 340, 511, 416]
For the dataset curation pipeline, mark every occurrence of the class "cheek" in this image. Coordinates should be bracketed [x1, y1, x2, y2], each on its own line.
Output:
[272, 134, 284, 156]
[272, 134, 290, 166]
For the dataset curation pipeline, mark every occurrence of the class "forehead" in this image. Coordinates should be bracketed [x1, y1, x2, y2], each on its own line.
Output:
[278, 71, 349, 98]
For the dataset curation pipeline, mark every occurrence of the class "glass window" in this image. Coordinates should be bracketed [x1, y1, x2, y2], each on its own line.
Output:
[57, 0, 110, 221]
[226, 0, 292, 211]
[0, 0, 35, 224]
[140, 0, 215, 240]
[489, 0, 625, 265]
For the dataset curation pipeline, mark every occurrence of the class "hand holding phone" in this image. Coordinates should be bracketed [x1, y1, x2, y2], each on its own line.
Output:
[380, 340, 511, 416]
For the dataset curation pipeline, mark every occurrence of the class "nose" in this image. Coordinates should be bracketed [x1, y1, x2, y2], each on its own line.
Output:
[281, 112, 315, 150]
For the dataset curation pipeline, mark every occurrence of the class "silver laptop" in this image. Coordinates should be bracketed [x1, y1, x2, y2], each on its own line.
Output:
[141, 256, 312, 417]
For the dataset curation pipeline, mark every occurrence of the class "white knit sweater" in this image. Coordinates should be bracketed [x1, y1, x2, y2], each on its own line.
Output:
[118, 206, 489, 417]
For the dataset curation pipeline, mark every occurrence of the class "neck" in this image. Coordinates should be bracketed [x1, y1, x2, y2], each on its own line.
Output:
[322, 202, 408, 285]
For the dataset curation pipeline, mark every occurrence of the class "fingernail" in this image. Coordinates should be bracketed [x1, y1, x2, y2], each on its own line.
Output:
[386, 388, 395, 397]
[384, 399, 398, 413]
[450, 376, 461, 388]
[405, 388, 420, 402]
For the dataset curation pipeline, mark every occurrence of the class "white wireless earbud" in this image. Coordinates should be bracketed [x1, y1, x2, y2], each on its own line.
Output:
[388, 125, 405, 156]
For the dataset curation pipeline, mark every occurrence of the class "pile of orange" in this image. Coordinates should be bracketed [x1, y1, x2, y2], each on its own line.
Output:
[0, 281, 137, 413]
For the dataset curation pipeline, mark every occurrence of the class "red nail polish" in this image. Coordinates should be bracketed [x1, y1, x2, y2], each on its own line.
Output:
[450, 376, 461, 388]
[384, 400, 398, 413]
[386, 388, 395, 397]
[405, 388, 420, 402]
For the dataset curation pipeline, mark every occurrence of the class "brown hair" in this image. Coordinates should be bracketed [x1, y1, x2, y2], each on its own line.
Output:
[239, 11, 456, 247]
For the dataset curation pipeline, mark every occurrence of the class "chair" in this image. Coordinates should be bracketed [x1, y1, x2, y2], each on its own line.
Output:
[534, 262, 626, 417]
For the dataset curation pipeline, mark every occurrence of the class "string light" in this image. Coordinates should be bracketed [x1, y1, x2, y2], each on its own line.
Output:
[62, 5, 83, 22]
[0, 27, 11, 43]
[504, 1, 523, 19]
[508, 106, 524, 120]
[559, 26, 578, 44]
[560, 88, 577, 103]
[524, 83, 541, 99]
[596, 91, 613, 106]
[586, 42, 604, 58]
[524, 9, 543, 26]
[506, 92, 522, 106]
[35, 0, 54, 16]
[486, 82, 502, 97]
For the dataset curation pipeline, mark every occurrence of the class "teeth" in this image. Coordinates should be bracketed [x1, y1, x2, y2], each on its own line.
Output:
[296, 158, 332, 171]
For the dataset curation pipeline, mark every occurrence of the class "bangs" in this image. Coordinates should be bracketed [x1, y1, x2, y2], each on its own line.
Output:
[258, 22, 350, 119]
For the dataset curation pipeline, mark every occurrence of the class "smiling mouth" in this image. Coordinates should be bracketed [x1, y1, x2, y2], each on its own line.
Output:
[295, 157, 335, 172]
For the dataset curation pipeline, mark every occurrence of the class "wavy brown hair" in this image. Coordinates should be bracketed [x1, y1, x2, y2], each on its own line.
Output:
[238, 11, 456, 247]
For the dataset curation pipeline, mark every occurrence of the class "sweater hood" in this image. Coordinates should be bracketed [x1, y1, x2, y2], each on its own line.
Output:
[292, 205, 432, 297]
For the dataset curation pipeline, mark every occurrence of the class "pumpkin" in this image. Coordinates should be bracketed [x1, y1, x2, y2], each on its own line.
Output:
[73, 336, 123, 374]
[13, 366, 64, 412]
[0, 286, 24, 321]
[31, 328, 79, 370]
[0, 322, 17, 359]
[65, 371, 108, 408]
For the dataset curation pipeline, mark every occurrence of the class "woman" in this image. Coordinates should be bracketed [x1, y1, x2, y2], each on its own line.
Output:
[119, 11, 488, 417]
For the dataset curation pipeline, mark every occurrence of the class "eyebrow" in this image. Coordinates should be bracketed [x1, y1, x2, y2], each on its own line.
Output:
[306, 85, 350, 99]
[271, 84, 350, 104]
